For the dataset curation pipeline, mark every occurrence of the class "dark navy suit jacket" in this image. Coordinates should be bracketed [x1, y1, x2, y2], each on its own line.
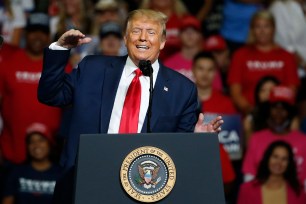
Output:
[38, 48, 198, 168]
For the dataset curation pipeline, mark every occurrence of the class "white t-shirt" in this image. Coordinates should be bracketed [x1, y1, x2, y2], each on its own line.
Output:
[270, 1, 306, 62]
[1, 2, 26, 44]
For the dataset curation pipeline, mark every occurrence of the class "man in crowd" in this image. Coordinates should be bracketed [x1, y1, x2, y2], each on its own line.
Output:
[0, 13, 66, 165]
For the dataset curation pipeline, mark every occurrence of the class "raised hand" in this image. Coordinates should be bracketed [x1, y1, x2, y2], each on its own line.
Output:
[194, 113, 223, 133]
[56, 29, 92, 49]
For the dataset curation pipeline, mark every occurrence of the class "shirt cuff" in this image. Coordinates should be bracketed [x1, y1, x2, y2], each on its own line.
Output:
[49, 42, 69, 50]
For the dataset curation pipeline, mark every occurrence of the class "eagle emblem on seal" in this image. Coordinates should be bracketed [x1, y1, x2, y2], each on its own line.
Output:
[135, 160, 161, 189]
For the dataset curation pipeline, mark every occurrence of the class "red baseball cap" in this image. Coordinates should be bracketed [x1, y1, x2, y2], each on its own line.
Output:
[180, 15, 201, 32]
[269, 86, 295, 105]
[204, 35, 227, 51]
[26, 122, 54, 144]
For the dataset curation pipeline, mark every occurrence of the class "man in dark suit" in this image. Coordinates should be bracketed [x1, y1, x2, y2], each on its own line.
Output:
[38, 9, 223, 203]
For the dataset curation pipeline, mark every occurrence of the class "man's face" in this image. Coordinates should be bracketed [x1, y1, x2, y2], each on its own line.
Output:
[212, 50, 229, 71]
[192, 58, 216, 89]
[26, 30, 50, 56]
[96, 9, 120, 25]
[269, 103, 289, 126]
[252, 18, 274, 45]
[28, 133, 50, 161]
[124, 17, 166, 66]
[64, 0, 80, 16]
[100, 34, 121, 56]
[180, 27, 202, 48]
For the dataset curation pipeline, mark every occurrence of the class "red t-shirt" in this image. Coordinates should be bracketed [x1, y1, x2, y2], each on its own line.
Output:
[0, 49, 66, 163]
[227, 45, 299, 105]
[219, 144, 236, 183]
[201, 90, 237, 114]
[0, 43, 19, 64]
[159, 13, 182, 61]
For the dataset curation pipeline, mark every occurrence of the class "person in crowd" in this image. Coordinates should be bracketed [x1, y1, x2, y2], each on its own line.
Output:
[50, 0, 92, 39]
[227, 10, 299, 115]
[92, 21, 124, 56]
[2, 123, 62, 204]
[50, 0, 93, 67]
[238, 140, 306, 204]
[0, 13, 69, 165]
[243, 76, 280, 144]
[140, 0, 189, 61]
[220, 0, 263, 53]
[0, 0, 27, 46]
[204, 34, 231, 93]
[91, 0, 124, 36]
[192, 51, 236, 201]
[37, 9, 223, 203]
[164, 16, 209, 81]
[192, 51, 236, 115]
[268, 0, 306, 76]
[182, 0, 224, 37]
[242, 86, 306, 191]
[76, 0, 128, 62]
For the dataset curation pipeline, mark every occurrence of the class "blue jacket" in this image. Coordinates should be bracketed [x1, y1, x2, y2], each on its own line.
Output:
[38, 49, 198, 168]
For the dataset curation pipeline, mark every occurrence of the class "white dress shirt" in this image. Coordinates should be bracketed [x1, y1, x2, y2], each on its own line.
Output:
[49, 42, 159, 133]
[108, 57, 159, 133]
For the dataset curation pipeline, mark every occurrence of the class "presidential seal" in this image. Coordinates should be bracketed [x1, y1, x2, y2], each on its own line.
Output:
[120, 146, 176, 203]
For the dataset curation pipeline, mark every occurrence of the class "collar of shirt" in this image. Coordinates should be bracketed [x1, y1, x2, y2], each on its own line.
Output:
[124, 56, 160, 85]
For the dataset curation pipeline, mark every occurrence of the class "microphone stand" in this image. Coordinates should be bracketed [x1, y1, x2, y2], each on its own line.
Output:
[138, 60, 154, 133]
[147, 64, 153, 133]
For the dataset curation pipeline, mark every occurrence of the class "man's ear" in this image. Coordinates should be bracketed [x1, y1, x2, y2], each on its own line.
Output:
[160, 39, 166, 50]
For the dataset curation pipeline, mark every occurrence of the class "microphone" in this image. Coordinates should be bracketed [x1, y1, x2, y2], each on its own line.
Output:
[138, 60, 154, 133]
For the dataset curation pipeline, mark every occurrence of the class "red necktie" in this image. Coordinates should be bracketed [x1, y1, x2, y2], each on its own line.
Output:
[119, 69, 142, 133]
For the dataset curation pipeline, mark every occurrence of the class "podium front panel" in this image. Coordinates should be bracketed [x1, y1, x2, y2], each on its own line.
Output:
[74, 133, 225, 204]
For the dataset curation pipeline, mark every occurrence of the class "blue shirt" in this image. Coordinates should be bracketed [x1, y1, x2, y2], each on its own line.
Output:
[3, 164, 62, 204]
[221, 0, 262, 43]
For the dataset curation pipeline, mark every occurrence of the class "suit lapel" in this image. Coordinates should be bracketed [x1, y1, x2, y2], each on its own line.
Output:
[141, 62, 170, 133]
[100, 56, 127, 133]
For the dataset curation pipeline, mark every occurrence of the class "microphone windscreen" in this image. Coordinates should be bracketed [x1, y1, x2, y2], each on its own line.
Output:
[138, 60, 153, 76]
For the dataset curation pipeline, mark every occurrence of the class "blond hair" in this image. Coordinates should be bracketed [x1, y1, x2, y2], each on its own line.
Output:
[56, 0, 92, 37]
[140, 0, 188, 17]
[247, 10, 276, 44]
[124, 9, 168, 40]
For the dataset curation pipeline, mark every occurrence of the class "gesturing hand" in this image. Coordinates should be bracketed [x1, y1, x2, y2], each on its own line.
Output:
[56, 29, 92, 49]
[194, 113, 223, 133]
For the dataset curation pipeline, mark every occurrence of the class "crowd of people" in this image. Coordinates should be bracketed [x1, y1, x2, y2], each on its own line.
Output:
[0, 0, 306, 203]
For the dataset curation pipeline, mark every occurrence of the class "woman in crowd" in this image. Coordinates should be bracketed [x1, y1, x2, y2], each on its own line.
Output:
[50, 0, 93, 67]
[227, 10, 299, 115]
[238, 141, 306, 204]
[0, 0, 27, 46]
[2, 123, 61, 204]
[243, 76, 280, 144]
